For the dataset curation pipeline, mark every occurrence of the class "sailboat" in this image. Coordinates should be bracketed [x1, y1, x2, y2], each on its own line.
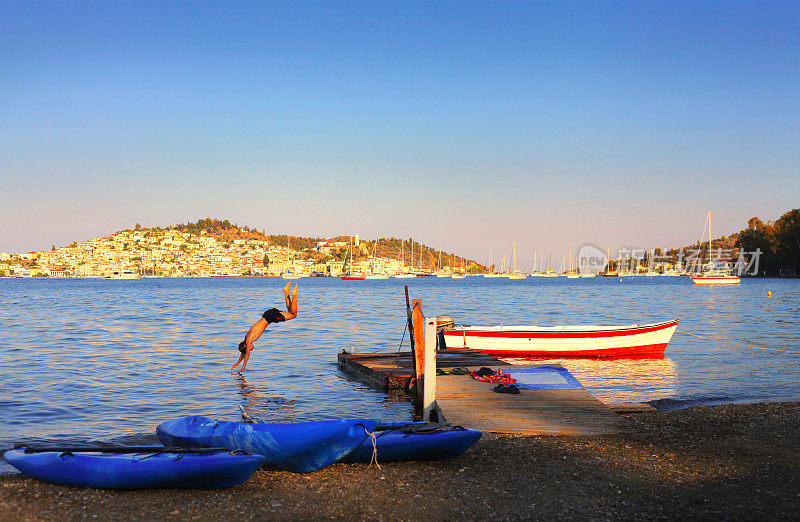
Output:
[394, 239, 416, 278]
[600, 248, 618, 277]
[483, 248, 503, 277]
[691, 212, 740, 285]
[532, 252, 558, 277]
[451, 254, 466, 279]
[508, 244, 526, 279]
[282, 236, 304, 279]
[565, 249, 580, 278]
[340, 236, 365, 280]
[365, 240, 389, 279]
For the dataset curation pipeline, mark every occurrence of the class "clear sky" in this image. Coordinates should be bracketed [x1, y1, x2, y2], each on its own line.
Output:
[2, 1, 798, 264]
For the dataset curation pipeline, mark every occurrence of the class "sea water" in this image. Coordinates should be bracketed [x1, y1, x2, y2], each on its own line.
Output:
[1, 276, 798, 474]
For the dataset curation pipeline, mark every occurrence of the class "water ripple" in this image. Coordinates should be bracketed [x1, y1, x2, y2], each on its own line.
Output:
[1, 277, 799, 474]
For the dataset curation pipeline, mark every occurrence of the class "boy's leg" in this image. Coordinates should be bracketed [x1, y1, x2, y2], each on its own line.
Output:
[280, 284, 298, 320]
[283, 282, 292, 310]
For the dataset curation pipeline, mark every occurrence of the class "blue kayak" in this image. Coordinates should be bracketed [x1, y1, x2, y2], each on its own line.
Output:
[156, 416, 381, 473]
[340, 422, 482, 463]
[3, 448, 266, 489]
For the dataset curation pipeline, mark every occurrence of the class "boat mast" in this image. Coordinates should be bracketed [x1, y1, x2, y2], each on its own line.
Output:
[708, 211, 712, 268]
[346, 236, 351, 275]
[512, 244, 516, 273]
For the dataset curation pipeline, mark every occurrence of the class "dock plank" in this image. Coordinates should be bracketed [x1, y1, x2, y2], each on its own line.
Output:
[436, 371, 628, 435]
[338, 352, 629, 435]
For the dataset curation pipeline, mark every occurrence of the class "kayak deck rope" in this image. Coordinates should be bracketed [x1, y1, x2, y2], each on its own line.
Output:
[676, 329, 800, 354]
[363, 426, 381, 470]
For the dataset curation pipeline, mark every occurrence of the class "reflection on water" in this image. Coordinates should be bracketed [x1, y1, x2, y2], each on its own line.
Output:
[501, 355, 679, 403]
[235, 375, 299, 422]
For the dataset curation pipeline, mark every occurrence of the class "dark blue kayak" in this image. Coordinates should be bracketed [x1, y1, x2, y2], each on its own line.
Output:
[3, 447, 266, 489]
[340, 422, 482, 463]
[156, 416, 381, 473]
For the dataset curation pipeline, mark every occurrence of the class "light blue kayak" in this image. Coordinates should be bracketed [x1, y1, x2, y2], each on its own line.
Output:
[3, 447, 266, 489]
[156, 416, 381, 473]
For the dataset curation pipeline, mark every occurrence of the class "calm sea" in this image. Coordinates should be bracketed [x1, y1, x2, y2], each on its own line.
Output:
[1, 276, 798, 474]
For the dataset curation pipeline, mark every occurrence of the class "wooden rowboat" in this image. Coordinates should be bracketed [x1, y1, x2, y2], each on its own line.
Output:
[442, 319, 679, 357]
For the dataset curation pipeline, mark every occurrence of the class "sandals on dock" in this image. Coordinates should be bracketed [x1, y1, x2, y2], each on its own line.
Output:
[493, 383, 521, 394]
[436, 367, 471, 376]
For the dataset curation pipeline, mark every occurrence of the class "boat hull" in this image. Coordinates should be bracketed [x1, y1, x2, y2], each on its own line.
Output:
[156, 417, 380, 473]
[340, 423, 481, 463]
[691, 276, 740, 285]
[3, 449, 265, 489]
[442, 320, 679, 357]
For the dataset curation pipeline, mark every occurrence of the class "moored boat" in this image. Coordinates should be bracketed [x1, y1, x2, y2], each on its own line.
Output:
[442, 319, 679, 357]
[691, 211, 741, 285]
[104, 268, 140, 279]
[691, 274, 740, 285]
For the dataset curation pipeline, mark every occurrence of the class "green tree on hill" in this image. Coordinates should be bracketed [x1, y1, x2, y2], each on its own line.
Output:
[736, 209, 800, 275]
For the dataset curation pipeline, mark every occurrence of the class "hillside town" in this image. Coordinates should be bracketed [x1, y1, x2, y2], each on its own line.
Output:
[0, 227, 435, 278]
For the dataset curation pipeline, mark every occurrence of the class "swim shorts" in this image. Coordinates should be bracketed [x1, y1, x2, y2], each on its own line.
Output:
[262, 308, 286, 324]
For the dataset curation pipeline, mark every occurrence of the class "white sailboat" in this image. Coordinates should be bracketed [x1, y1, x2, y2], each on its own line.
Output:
[691, 212, 740, 285]
[394, 239, 416, 278]
[340, 236, 365, 280]
[366, 240, 389, 279]
[483, 248, 503, 277]
[508, 243, 526, 279]
[451, 254, 466, 278]
[532, 252, 559, 277]
[281, 236, 304, 279]
[565, 250, 579, 278]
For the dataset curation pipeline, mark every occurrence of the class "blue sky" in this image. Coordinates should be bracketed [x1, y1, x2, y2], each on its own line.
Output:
[2, 1, 798, 263]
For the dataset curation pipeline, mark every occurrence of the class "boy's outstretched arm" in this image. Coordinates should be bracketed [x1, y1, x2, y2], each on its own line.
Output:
[231, 318, 268, 373]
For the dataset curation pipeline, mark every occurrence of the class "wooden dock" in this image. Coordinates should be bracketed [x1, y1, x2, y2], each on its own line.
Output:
[338, 350, 631, 435]
[337, 349, 508, 390]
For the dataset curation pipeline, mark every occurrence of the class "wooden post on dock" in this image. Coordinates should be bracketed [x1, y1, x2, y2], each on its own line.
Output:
[404, 286, 416, 377]
[422, 316, 438, 422]
[411, 299, 425, 400]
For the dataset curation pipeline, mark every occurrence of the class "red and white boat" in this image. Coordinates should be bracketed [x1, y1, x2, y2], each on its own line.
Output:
[442, 319, 679, 357]
[691, 274, 740, 285]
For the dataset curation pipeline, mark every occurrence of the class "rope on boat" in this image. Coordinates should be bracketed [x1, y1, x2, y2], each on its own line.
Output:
[364, 427, 381, 470]
[676, 330, 800, 354]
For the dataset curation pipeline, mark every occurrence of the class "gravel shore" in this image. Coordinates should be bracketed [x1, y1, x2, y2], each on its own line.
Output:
[2, 401, 799, 521]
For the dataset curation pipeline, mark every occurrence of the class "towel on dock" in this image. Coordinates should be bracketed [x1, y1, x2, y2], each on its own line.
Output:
[499, 367, 584, 390]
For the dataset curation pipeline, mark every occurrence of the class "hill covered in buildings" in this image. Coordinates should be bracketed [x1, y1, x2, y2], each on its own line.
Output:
[0, 218, 485, 277]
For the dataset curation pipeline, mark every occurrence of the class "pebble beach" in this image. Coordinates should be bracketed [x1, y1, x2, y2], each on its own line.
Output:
[2, 401, 798, 521]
